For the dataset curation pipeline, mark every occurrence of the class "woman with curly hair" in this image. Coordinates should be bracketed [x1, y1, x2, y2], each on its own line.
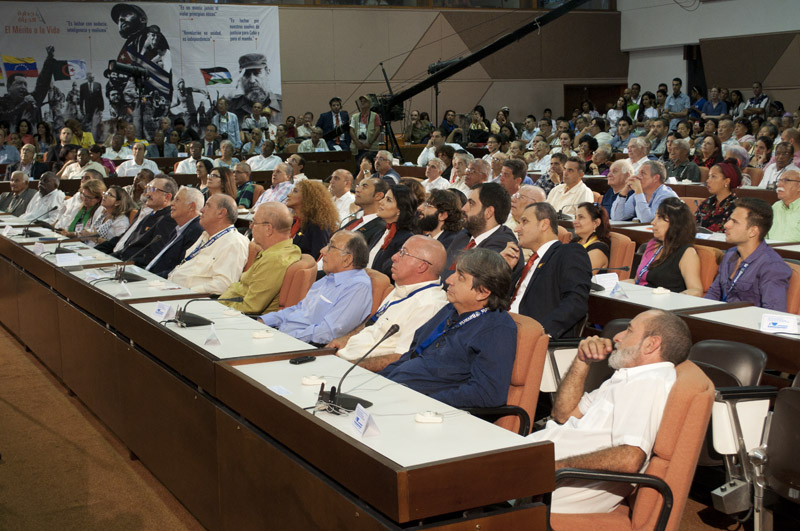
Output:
[284, 180, 339, 260]
[369, 184, 418, 280]
[206, 166, 237, 201]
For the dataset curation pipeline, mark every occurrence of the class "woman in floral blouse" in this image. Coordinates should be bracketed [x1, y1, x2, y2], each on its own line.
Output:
[695, 160, 741, 232]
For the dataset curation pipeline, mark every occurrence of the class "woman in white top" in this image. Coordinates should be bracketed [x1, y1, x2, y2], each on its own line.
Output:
[634, 91, 659, 129]
[213, 139, 239, 169]
[422, 157, 450, 194]
[482, 134, 502, 164]
[79, 185, 135, 247]
[56, 180, 106, 243]
[550, 131, 577, 157]
[606, 96, 628, 136]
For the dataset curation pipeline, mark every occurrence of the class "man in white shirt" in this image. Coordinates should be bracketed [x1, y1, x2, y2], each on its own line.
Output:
[626, 137, 650, 175]
[416, 128, 462, 167]
[20, 172, 65, 224]
[59, 148, 107, 179]
[329, 169, 355, 222]
[168, 194, 249, 294]
[115, 143, 159, 177]
[329, 235, 449, 370]
[104, 134, 132, 160]
[297, 127, 329, 153]
[529, 309, 691, 514]
[717, 119, 740, 155]
[175, 141, 212, 174]
[547, 156, 593, 218]
[246, 139, 281, 171]
[759, 142, 799, 190]
[421, 158, 450, 194]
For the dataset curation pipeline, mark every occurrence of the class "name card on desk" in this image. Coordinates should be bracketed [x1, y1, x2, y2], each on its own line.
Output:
[593, 273, 619, 292]
[2, 225, 19, 237]
[151, 302, 176, 321]
[32, 242, 46, 255]
[204, 323, 222, 346]
[56, 252, 82, 267]
[352, 403, 381, 438]
[609, 283, 630, 299]
[114, 281, 133, 298]
[760, 314, 798, 334]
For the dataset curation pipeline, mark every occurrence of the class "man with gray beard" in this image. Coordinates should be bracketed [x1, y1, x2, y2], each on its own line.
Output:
[528, 309, 691, 515]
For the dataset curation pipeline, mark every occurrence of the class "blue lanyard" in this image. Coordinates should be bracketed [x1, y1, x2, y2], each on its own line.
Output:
[413, 307, 488, 357]
[181, 227, 234, 264]
[636, 245, 662, 284]
[369, 283, 439, 324]
[722, 261, 750, 302]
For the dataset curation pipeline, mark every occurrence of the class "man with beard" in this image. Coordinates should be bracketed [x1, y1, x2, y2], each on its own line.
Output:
[416, 189, 462, 249]
[112, 4, 149, 55]
[528, 309, 692, 515]
[229, 53, 282, 124]
[441, 182, 521, 281]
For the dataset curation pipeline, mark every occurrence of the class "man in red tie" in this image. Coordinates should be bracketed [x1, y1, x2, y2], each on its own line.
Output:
[441, 182, 521, 281]
[501, 202, 591, 338]
[317, 96, 350, 151]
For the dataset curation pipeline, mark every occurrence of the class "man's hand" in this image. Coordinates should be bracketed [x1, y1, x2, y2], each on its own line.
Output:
[500, 242, 521, 270]
[576, 336, 614, 363]
[326, 336, 348, 351]
[589, 162, 600, 175]
[627, 174, 643, 195]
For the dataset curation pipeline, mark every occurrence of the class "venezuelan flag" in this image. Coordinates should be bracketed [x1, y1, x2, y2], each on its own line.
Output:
[2, 55, 38, 77]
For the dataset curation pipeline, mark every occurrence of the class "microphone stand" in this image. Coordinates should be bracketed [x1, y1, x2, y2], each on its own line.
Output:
[320, 324, 400, 410]
[115, 234, 163, 282]
[19, 206, 58, 237]
[172, 296, 244, 327]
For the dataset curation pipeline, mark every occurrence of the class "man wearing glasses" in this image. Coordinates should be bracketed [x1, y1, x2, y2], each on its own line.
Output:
[113, 176, 178, 266]
[329, 235, 449, 371]
[768, 170, 800, 242]
[114, 143, 159, 177]
[259, 231, 372, 346]
[371, 150, 401, 185]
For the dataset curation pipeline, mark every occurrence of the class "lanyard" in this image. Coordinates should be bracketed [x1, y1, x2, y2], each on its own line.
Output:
[722, 261, 750, 302]
[181, 226, 233, 264]
[413, 307, 488, 357]
[636, 245, 662, 284]
[368, 284, 439, 324]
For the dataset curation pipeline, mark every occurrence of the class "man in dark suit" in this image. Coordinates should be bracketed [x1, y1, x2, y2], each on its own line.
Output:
[442, 182, 521, 282]
[5, 144, 48, 181]
[339, 177, 388, 251]
[145, 130, 179, 158]
[113, 175, 179, 267]
[79, 73, 104, 136]
[0, 171, 36, 216]
[202, 124, 220, 158]
[417, 188, 462, 250]
[145, 186, 204, 278]
[501, 202, 591, 338]
[316, 96, 350, 151]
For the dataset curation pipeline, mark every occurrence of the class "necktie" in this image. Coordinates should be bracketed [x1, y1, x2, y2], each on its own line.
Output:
[344, 217, 363, 230]
[510, 252, 539, 303]
[450, 238, 477, 270]
[334, 114, 341, 145]
[206, 142, 213, 157]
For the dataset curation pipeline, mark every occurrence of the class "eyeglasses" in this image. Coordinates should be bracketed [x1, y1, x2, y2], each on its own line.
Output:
[397, 247, 431, 265]
[512, 192, 538, 202]
[327, 243, 351, 255]
[146, 186, 169, 194]
[81, 193, 100, 201]
[776, 178, 800, 184]
[249, 220, 271, 228]
[102, 192, 118, 199]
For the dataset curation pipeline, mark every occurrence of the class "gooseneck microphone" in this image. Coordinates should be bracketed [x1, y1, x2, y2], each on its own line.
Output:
[174, 296, 244, 327]
[19, 206, 58, 237]
[321, 324, 400, 410]
[115, 234, 163, 282]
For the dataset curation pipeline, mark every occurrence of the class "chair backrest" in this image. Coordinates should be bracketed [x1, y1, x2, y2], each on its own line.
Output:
[252, 184, 265, 206]
[557, 225, 572, 244]
[744, 167, 764, 187]
[608, 232, 635, 280]
[688, 339, 766, 387]
[128, 208, 139, 225]
[278, 254, 317, 310]
[629, 361, 714, 531]
[681, 197, 706, 215]
[501, 313, 549, 434]
[285, 143, 299, 154]
[785, 260, 800, 315]
[699, 166, 710, 183]
[365, 268, 393, 315]
[763, 387, 800, 504]
[695, 245, 723, 295]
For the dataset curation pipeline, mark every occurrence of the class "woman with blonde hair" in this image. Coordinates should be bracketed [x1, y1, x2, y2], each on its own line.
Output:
[57, 179, 107, 239]
[284, 180, 339, 260]
[79, 185, 136, 246]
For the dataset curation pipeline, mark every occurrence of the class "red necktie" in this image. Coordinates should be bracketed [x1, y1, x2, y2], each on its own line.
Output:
[380, 223, 397, 250]
[290, 217, 301, 238]
[344, 217, 363, 231]
[510, 252, 539, 303]
[450, 238, 477, 270]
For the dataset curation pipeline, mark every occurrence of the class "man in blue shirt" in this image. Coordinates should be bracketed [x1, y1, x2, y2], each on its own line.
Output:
[0, 132, 20, 165]
[610, 160, 678, 223]
[260, 230, 372, 346]
[380, 248, 517, 408]
[211, 97, 242, 149]
[663, 77, 690, 131]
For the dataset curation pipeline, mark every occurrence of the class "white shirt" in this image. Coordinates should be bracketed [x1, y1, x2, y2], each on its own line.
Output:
[146, 216, 198, 271]
[593, 132, 613, 146]
[246, 154, 281, 171]
[104, 146, 132, 160]
[422, 177, 450, 194]
[759, 163, 799, 189]
[337, 281, 448, 361]
[175, 157, 212, 175]
[20, 190, 65, 223]
[527, 155, 551, 174]
[61, 160, 107, 179]
[472, 223, 501, 247]
[116, 158, 159, 177]
[332, 191, 355, 222]
[54, 193, 84, 230]
[630, 157, 647, 175]
[547, 181, 594, 217]
[509, 239, 556, 314]
[167, 226, 249, 294]
[416, 143, 462, 167]
[298, 139, 329, 153]
[450, 174, 471, 196]
[113, 206, 153, 253]
[529, 362, 676, 514]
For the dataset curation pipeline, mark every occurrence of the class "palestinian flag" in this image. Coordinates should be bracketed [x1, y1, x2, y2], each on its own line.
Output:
[200, 67, 232, 85]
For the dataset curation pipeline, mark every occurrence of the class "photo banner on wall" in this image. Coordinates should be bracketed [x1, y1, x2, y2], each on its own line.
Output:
[0, 2, 281, 140]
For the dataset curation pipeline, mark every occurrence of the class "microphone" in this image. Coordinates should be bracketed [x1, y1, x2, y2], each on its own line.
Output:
[174, 296, 244, 327]
[20, 206, 58, 237]
[54, 237, 76, 254]
[590, 266, 630, 292]
[320, 324, 400, 410]
[115, 234, 163, 282]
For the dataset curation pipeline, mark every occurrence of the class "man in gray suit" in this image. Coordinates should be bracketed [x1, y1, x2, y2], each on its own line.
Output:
[145, 130, 178, 158]
[0, 171, 37, 216]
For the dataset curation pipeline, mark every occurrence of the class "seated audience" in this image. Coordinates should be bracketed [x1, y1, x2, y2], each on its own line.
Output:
[0, 171, 36, 216]
[529, 309, 691, 514]
[588, 144, 612, 176]
[145, 187, 204, 278]
[206, 167, 238, 201]
[220, 202, 302, 314]
[626, 137, 650, 175]
[611, 160, 678, 223]
[664, 139, 701, 182]
[116, 143, 159, 177]
[501, 202, 591, 338]
[372, 150, 400, 185]
[253, 162, 294, 207]
[329, 169, 355, 223]
[547, 156, 594, 218]
[286, 180, 338, 260]
[340, 177, 388, 251]
[298, 127, 328, 153]
[20, 172, 64, 224]
[175, 141, 212, 174]
[213, 139, 239, 169]
[77, 185, 135, 246]
[168, 194, 249, 294]
[759, 142, 798, 190]
[695, 161, 740, 232]
[507, 184, 546, 231]
[535, 152, 566, 196]
[602, 159, 633, 216]
[767, 169, 800, 241]
[416, 189, 463, 249]
[145, 130, 178, 158]
[693, 134, 724, 170]
[572, 202, 611, 270]
[634, 197, 702, 296]
[5, 144, 48, 181]
[246, 139, 282, 172]
[368, 184, 417, 279]
[380, 248, 516, 408]
[54, 170, 104, 230]
[259, 230, 372, 346]
[233, 162, 255, 209]
[59, 147, 107, 180]
[705, 197, 791, 310]
[195, 159, 212, 196]
[56, 180, 106, 238]
[422, 158, 449, 194]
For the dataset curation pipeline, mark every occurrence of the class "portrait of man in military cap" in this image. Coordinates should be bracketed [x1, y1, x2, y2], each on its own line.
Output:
[229, 53, 282, 124]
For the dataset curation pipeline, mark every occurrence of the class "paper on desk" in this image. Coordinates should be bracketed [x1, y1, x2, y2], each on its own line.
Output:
[593, 273, 619, 292]
[760, 314, 798, 334]
[56, 252, 86, 267]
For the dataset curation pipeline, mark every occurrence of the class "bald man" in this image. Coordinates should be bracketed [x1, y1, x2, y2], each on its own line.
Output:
[508, 184, 546, 229]
[330, 235, 449, 371]
[220, 202, 302, 314]
[329, 169, 355, 222]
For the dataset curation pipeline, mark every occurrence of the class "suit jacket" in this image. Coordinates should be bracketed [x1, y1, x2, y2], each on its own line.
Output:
[201, 139, 220, 158]
[146, 143, 179, 158]
[147, 217, 204, 278]
[0, 188, 36, 216]
[436, 230, 458, 250]
[5, 161, 49, 181]
[514, 240, 591, 339]
[293, 221, 331, 261]
[442, 226, 522, 282]
[115, 206, 177, 267]
[79, 81, 104, 115]
[317, 110, 351, 150]
[372, 229, 413, 281]
[339, 216, 388, 252]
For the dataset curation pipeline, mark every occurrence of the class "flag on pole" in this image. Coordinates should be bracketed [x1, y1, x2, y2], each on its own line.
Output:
[200, 67, 232, 85]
